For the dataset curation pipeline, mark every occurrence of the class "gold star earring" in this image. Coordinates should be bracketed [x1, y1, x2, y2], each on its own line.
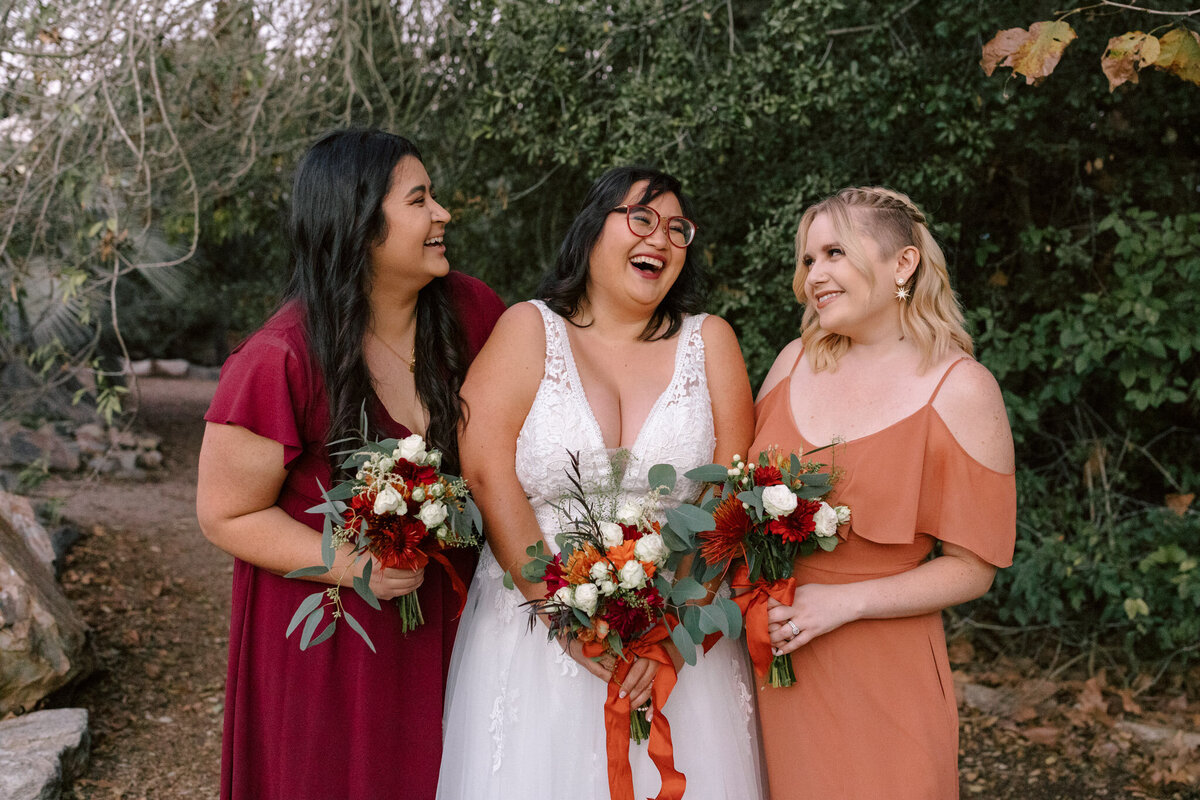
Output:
[895, 279, 909, 302]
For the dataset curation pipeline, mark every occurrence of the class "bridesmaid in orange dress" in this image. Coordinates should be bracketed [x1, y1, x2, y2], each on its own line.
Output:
[750, 187, 1016, 799]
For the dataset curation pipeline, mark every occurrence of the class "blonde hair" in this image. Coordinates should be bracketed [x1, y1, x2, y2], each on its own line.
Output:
[791, 186, 972, 372]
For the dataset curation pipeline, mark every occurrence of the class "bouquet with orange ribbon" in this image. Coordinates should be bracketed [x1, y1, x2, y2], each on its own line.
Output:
[677, 448, 849, 686]
[286, 433, 483, 651]
[509, 451, 711, 800]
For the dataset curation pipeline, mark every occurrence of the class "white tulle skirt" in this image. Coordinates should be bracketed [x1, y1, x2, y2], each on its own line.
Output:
[437, 545, 765, 800]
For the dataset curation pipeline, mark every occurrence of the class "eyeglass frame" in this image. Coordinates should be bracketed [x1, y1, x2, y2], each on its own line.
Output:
[610, 204, 698, 248]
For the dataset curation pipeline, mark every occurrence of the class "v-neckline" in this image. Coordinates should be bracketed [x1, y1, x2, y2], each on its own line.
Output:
[556, 314, 689, 456]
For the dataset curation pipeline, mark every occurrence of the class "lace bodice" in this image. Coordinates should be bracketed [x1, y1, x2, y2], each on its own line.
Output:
[514, 300, 715, 549]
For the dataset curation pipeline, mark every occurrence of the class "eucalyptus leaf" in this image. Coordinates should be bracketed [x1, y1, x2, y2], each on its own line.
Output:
[353, 574, 381, 610]
[684, 463, 730, 483]
[343, 611, 377, 653]
[325, 482, 356, 501]
[285, 565, 329, 579]
[308, 620, 337, 648]
[573, 608, 592, 628]
[521, 560, 546, 582]
[606, 632, 625, 659]
[665, 504, 715, 535]
[648, 463, 677, 494]
[321, 518, 335, 571]
[714, 596, 744, 640]
[681, 605, 703, 643]
[670, 621, 699, 666]
[286, 591, 326, 638]
[502, 571, 515, 590]
[695, 603, 731, 636]
[299, 605, 324, 650]
[660, 522, 690, 553]
[737, 489, 763, 513]
[467, 499, 483, 535]
[817, 535, 838, 552]
[671, 576, 709, 604]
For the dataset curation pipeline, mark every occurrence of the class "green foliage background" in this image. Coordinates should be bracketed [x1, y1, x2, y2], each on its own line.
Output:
[4, 0, 1198, 666]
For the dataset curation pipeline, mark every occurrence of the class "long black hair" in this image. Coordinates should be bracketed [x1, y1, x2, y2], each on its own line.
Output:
[282, 128, 469, 472]
[537, 166, 705, 341]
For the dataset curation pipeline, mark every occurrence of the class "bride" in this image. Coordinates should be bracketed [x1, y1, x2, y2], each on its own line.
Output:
[438, 167, 765, 799]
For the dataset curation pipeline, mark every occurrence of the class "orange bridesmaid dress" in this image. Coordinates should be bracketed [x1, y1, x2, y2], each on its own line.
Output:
[751, 355, 1016, 800]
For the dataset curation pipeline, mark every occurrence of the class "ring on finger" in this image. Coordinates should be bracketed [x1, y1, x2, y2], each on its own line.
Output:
[788, 620, 800, 637]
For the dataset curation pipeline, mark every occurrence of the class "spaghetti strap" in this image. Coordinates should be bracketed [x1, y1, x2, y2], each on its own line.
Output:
[789, 346, 806, 374]
[928, 357, 970, 404]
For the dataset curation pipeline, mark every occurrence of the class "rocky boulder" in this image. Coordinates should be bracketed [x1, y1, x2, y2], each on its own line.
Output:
[0, 500, 92, 717]
[0, 708, 90, 800]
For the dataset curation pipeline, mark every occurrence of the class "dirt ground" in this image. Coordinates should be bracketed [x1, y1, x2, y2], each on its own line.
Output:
[28, 376, 1200, 799]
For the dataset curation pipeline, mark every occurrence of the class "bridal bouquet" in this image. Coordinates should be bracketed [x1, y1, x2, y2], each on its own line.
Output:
[286, 433, 483, 651]
[675, 448, 849, 687]
[510, 452, 702, 799]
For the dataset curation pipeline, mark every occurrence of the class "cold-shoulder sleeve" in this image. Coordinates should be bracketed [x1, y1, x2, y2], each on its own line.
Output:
[916, 413, 1016, 567]
[204, 314, 315, 470]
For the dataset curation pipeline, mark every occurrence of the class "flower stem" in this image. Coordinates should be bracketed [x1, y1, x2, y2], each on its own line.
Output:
[630, 703, 651, 744]
[395, 593, 425, 633]
[768, 653, 796, 688]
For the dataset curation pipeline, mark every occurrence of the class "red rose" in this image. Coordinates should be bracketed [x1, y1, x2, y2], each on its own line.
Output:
[754, 466, 783, 487]
[393, 459, 438, 486]
[543, 554, 568, 594]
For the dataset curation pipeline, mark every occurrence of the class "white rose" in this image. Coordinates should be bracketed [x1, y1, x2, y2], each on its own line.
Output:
[590, 561, 612, 581]
[395, 434, 427, 463]
[429, 482, 445, 498]
[813, 502, 839, 538]
[618, 560, 647, 590]
[835, 505, 851, 525]
[418, 500, 448, 529]
[427, 450, 442, 468]
[599, 521, 625, 549]
[761, 484, 799, 518]
[597, 578, 618, 596]
[410, 486, 426, 502]
[553, 586, 575, 608]
[616, 502, 642, 526]
[376, 456, 395, 474]
[372, 483, 407, 516]
[633, 533, 668, 567]
[573, 583, 600, 615]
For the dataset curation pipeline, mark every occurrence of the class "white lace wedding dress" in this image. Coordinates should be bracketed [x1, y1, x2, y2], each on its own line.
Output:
[437, 301, 764, 800]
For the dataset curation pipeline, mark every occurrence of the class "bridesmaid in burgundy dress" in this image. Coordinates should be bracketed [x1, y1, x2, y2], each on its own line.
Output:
[196, 129, 505, 800]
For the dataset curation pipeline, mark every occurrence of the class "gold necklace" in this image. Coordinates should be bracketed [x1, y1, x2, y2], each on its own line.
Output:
[371, 329, 416, 373]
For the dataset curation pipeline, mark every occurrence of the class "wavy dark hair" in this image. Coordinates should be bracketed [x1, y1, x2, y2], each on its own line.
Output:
[537, 166, 705, 341]
[282, 128, 469, 473]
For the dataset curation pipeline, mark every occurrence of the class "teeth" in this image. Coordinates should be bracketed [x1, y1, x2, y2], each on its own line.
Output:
[424, 236, 443, 246]
[816, 291, 842, 302]
[631, 255, 664, 269]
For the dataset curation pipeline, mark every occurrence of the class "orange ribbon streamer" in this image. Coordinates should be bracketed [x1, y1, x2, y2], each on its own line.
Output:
[426, 549, 470, 617]
[584, 623, 686, 800]
[731, 564, 797, 679]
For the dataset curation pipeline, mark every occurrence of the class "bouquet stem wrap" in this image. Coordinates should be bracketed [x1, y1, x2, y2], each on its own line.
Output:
[732, 564, 798, 687]
[584, 622, 685, 800]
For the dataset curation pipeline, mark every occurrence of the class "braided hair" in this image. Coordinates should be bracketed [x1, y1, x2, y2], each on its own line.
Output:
[792, 186, 972, 372]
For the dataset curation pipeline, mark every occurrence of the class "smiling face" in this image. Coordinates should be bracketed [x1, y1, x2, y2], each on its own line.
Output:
[798, 209, 915, 342]
[369, 155, 451, 292]
[585, 181, 688, 314]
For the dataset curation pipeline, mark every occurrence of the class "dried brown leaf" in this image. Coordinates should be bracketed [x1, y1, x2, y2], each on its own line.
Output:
[1007, 21, 1078, 86]
[1165, 492, 1194, 516]
[1154, 28, 1200, 87]
[981, 27, 1033, 76]
[1023, 725, 1063, 745]
[1102, 32, 1161, 91]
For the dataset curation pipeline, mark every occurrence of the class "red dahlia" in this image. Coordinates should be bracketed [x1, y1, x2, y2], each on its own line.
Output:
[753, 466, 783, 487]
[766, 499, 823, 544]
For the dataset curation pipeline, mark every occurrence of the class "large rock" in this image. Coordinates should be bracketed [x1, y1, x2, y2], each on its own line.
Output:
[0, 493, 54, 575]
[0, 708, 90, 800]
[0, 501, 92, 716]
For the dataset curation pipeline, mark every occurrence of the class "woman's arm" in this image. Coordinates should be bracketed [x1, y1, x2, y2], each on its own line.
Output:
[703, 315, 754, 465]
[459, 304, 620, 683]
[767, 358, 1014, 653]
[196, 422, 422, 600]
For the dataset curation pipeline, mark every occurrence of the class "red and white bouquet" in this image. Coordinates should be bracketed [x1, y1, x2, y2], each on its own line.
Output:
[677, 448, 849, 687]
[512, 453, 692, 799]
[287, 433, 483, 651]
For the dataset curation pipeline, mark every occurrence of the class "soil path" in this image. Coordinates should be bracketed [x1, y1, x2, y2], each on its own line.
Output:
[39, 376, 227, 799]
